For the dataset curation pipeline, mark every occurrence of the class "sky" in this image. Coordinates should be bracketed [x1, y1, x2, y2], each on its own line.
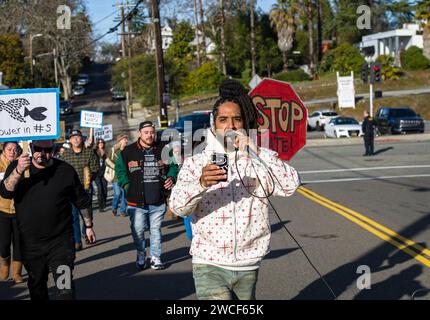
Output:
[86, 0, 277, 45]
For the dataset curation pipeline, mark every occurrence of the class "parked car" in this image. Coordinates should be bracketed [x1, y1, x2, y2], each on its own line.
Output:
[59, 100, 73, 115]
[375, 106, 425, 134]
[324, 116, 363, 138]
[72, 85, 85, 96]
[76, 73, 89, 86]
[307, 110, 339, 131]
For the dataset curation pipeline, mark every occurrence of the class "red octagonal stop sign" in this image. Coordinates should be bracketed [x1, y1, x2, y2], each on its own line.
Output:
[249, 78, 308, 161]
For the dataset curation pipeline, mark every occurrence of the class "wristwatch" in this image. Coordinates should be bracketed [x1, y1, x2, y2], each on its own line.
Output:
[85, 224, 93, 229]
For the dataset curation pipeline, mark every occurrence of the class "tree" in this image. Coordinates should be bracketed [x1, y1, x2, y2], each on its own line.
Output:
[304, 0, 316, 78]
[0, 34, 26, 88]
[416, 0, 430, 60]
[99, 42, 120, 63]
[270, 0, 299, 71]
[250, 0, 256, 77]
[1, 0, 93, 99]
[320, 43, 365, 75]
[220, 0, 227, 75]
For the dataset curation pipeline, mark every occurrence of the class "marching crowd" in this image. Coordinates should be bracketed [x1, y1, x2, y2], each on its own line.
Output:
[0, 79, 300, 301]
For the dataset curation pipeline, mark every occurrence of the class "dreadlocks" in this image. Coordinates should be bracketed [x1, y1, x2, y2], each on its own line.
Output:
[212, 79, 259, 131]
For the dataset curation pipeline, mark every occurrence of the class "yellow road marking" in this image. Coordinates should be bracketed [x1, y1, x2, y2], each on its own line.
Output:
[297, 186, 430, 268]
[299, 186, 430, 258]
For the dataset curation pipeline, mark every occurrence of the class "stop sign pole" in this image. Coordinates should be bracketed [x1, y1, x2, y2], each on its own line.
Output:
[249, 78, 308, 161]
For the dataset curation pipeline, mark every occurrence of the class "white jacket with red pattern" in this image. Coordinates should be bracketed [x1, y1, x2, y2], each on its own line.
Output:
[169, 130, 300, 269]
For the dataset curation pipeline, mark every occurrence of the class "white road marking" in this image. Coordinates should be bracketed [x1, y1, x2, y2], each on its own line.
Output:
[302, 174, 430, 184]
[300, 165, 430, 174]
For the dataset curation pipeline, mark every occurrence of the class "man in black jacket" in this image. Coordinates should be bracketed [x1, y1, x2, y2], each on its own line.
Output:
[115, 121, 174, 271]
[362, 110, 377, 156]
[0, 139, 96, 300]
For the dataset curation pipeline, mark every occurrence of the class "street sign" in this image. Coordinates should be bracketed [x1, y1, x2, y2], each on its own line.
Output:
[80, 109, 103, 129]
[249, 74, 262, 90]
[94, 124, 113, 142]
[0, 88, 60, 142]
[249, 78, 307, 161]
[337, 71, 355, 109]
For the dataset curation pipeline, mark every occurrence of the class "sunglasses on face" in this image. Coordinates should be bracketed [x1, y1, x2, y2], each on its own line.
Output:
[32, 146, 53, 153]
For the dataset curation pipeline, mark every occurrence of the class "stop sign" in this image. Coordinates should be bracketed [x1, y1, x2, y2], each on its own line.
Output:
[249, 78, 308, 161]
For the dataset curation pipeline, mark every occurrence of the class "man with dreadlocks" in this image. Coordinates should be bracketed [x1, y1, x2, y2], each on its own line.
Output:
[170, 79, 300, 300]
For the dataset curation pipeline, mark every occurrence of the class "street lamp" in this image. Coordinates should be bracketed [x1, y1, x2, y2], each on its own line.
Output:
[29, 33, 43, 86]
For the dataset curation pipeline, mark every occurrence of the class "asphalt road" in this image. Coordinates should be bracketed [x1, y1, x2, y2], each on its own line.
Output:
[1, 63, 429, 300]
[1, 139, 429, 300]
[60, 63, 131, 140]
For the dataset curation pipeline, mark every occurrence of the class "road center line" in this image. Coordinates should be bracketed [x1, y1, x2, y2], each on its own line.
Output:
[302, 174, 430, 184]
[300, 165, 430, 174]
[297, 186, 430, 268]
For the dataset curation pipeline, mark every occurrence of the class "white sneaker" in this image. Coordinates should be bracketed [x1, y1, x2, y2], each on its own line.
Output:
[150, 256, 165, 270]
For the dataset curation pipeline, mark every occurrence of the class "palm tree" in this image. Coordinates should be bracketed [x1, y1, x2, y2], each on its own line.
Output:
[416, 0, 430, 60]
[270, 0, 299, 71]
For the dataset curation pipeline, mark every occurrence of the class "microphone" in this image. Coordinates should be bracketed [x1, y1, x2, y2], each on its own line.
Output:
[225, 130, 259, 159]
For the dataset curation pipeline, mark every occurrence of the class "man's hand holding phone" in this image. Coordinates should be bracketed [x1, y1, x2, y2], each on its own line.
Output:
[200, 164, 227, 188]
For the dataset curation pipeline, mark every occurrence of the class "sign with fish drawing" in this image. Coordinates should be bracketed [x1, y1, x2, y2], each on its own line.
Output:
[80, 110, 104, 129]
[0, 88, 60, 142]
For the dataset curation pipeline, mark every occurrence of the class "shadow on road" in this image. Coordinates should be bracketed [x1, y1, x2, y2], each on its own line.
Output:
[373, 147, 394, 156]
[292, 213, 430, 300]
[75, 262, 195, 299]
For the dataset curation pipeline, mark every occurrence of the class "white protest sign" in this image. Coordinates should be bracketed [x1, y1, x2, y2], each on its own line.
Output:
[80, 110, 104, 129]
[94, 124, 113, 142]
[0, 88, 60, 142]
[337, 71, 355, 109]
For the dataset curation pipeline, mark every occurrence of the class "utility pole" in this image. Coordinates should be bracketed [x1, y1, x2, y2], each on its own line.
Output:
[220, 0, 227, 75]
[53, 49, 58, 86]
[198, 0, 206, 58]
[126, 0, 134, 118]
[193, 0, 201, 67]
[114, 0, 127, 58]
[151, 0, 168, 129]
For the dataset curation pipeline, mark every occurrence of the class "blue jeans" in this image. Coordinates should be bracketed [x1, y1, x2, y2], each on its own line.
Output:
[128, 204, 166, 258]
[71, 204, 82, 245]
[112, 182, 127, 213]
[71, 189, 93, 244]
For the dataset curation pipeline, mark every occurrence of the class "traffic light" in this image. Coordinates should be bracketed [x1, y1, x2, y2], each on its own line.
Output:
[360, 62, 369, 83]
[370, 62, 382, 84]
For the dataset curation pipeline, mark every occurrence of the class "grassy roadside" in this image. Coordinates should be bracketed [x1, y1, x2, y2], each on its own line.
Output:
[291, 70, 430, 101]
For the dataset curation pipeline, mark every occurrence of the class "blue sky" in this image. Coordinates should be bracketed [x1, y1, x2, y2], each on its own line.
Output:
[86, 0, 277, 44]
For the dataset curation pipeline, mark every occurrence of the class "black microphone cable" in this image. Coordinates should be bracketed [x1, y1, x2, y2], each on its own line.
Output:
[234, 147, 338, 300]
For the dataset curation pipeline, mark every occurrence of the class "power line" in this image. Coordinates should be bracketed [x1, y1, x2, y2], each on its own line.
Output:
[93, 9, 120, 27]
[63, 0, 145, 59]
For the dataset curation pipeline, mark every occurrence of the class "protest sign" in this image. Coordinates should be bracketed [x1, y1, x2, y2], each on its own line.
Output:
[0, 88, 60, 142]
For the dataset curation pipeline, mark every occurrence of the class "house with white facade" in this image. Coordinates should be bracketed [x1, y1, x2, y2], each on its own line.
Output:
[358, 24, 423, 66]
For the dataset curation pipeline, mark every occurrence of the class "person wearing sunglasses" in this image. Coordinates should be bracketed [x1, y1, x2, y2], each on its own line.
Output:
[0, 139, 95, 300]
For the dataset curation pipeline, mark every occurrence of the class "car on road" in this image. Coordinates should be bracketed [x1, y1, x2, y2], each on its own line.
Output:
[60, 100, 73, 115]
[375, 106, 425, 135]
[324, 116, 363, 138]
[307, 110, 339, 131]
[158, 111, 212, 147]
[76, 74, 90, 86]
[72, 85, 85, 96]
